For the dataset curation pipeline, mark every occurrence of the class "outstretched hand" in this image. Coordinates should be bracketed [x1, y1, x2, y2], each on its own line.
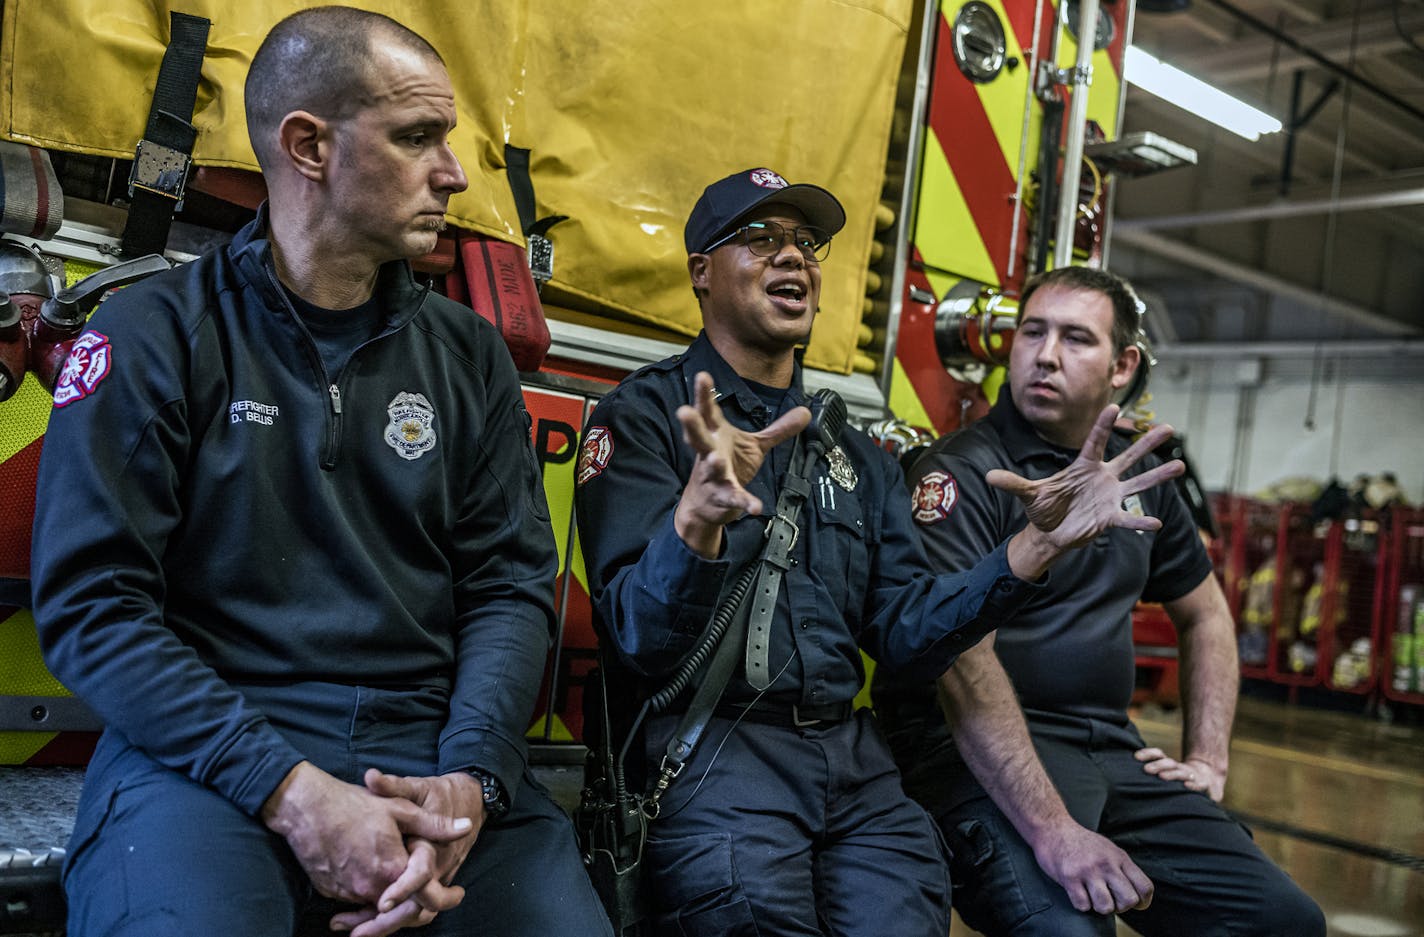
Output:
[993, 405, 1185, 579]
[673, 370, 810, 558]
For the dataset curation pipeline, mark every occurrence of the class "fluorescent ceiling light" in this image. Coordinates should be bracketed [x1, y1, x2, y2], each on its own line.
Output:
[1124, 46, 1283, 142]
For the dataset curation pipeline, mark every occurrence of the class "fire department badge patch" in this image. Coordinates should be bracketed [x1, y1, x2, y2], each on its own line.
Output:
[827, 445, 857, 491]
[912, 470, 958, 525]
[384, 392, 437, 460]
[577, 426, 613, 485]
[52, 330, 112, 408]
[749, 168, 788, 189]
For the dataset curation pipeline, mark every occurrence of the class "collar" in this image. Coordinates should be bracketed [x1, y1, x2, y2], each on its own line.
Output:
[988, 390, 1132, 468]
[987, 389, 1077, 467]
[678, 331, 806, 419]
[229, 202, 430, 330]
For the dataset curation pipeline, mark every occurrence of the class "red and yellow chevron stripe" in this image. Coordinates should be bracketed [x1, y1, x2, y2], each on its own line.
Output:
[895, 0, 1130, 436]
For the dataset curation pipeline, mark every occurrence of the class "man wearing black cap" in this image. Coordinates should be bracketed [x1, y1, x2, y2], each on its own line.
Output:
[573, 168, 1186, 936]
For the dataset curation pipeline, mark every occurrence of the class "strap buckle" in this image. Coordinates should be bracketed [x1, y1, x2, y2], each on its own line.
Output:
[763, 513, 799, 557]
[791, 705, 823, 728]
[128, 139, 192, 207]
[657, 754, 686, 780]
[527, 232, 555, 285]
[644, 754, 686, 819]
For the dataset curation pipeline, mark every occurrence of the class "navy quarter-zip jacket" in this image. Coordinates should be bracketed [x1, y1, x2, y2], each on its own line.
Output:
[31, 210, 556, 814]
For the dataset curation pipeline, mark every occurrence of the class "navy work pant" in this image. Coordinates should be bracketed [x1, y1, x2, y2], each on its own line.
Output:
[940, 717, 1325, 937]
[63, 682, 612, 937]
[640, 708, 951, 937]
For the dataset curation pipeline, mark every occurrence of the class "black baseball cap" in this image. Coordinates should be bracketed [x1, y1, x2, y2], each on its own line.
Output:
[684, 167, 846, 255]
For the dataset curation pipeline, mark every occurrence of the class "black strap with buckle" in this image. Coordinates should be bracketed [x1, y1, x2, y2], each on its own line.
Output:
[119, 11, 211, 258]
[503, 144, 567, 287]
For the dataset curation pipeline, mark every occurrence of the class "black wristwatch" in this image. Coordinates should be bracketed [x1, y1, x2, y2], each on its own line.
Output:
[470, 768, 509, 820]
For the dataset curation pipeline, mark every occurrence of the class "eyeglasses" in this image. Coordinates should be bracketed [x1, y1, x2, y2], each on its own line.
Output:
[701, 221, 832, 263]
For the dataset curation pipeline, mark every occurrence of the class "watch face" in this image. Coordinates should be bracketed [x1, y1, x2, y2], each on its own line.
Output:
[473, 770, 508, 816]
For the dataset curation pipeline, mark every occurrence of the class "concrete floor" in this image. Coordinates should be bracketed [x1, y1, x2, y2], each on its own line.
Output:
[537, 691, 1423, 937]
[4, 691, 1416, 935]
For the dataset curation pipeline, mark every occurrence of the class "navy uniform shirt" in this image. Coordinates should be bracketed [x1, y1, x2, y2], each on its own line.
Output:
[574, 332, 1041, 708]
[32, 209, 555, 813]
[874, 392, 1213, 805]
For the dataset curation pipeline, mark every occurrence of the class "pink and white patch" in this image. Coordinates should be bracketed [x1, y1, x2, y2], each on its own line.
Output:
[749, 169, 788, 190]
[52, 330, 112, 408]
[912, 470, 959, 525]
[577, 425, 614, 485]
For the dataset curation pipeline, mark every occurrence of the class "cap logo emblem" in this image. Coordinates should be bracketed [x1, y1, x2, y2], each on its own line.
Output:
[749, 169, 788, 190]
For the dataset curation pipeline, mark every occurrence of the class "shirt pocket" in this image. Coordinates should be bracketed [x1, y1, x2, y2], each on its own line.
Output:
[807, 479, 870, 615]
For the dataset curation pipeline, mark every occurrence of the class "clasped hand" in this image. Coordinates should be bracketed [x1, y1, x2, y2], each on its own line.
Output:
[262, 762, 486, 937]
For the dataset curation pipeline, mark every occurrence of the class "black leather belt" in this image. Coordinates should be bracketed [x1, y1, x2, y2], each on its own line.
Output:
[716, 700, 854, 727]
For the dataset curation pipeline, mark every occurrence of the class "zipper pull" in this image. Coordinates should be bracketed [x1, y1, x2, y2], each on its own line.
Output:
[328, 383, 342, 415]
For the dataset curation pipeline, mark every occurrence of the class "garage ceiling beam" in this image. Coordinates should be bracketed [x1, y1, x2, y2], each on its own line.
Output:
[1189, 0, 1424, 125]
[1116, 186, 1424, 229]
[1170, 6, 1423, 81]
[1111, 228, 1420, 336]
[1157, 339, 1424, 358]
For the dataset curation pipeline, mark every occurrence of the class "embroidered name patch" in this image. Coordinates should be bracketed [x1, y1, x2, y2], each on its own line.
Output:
[52, 330, 112, 407]
[384, 392, 437, 460]
[912, 470, 958, 525]
[577, 426, 613, 485]
[229, 399, 280, 426]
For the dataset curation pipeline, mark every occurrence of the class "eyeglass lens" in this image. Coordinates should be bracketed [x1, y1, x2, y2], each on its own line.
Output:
[743, 222, 831, 262]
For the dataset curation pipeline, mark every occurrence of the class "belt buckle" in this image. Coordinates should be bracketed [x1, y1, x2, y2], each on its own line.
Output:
[791, 704, 822, 727]
[763, 513, 800, 551]
[128, 139, 193, 207]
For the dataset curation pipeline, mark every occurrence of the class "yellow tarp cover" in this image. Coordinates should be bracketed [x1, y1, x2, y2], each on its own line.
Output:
[0, 0, 911, 373]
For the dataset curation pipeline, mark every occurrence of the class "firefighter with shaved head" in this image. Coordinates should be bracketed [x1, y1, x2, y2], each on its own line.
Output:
[31, 8, 610, 936]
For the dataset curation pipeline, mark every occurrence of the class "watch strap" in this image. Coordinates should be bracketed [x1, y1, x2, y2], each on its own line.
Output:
[470, 768, 509, 819]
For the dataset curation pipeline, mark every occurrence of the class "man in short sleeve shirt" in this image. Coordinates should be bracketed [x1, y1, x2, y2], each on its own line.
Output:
[874, 266, 1324, 937]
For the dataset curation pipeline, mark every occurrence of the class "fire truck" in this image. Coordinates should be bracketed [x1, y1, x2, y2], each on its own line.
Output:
[0, 0, 1190, 931]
